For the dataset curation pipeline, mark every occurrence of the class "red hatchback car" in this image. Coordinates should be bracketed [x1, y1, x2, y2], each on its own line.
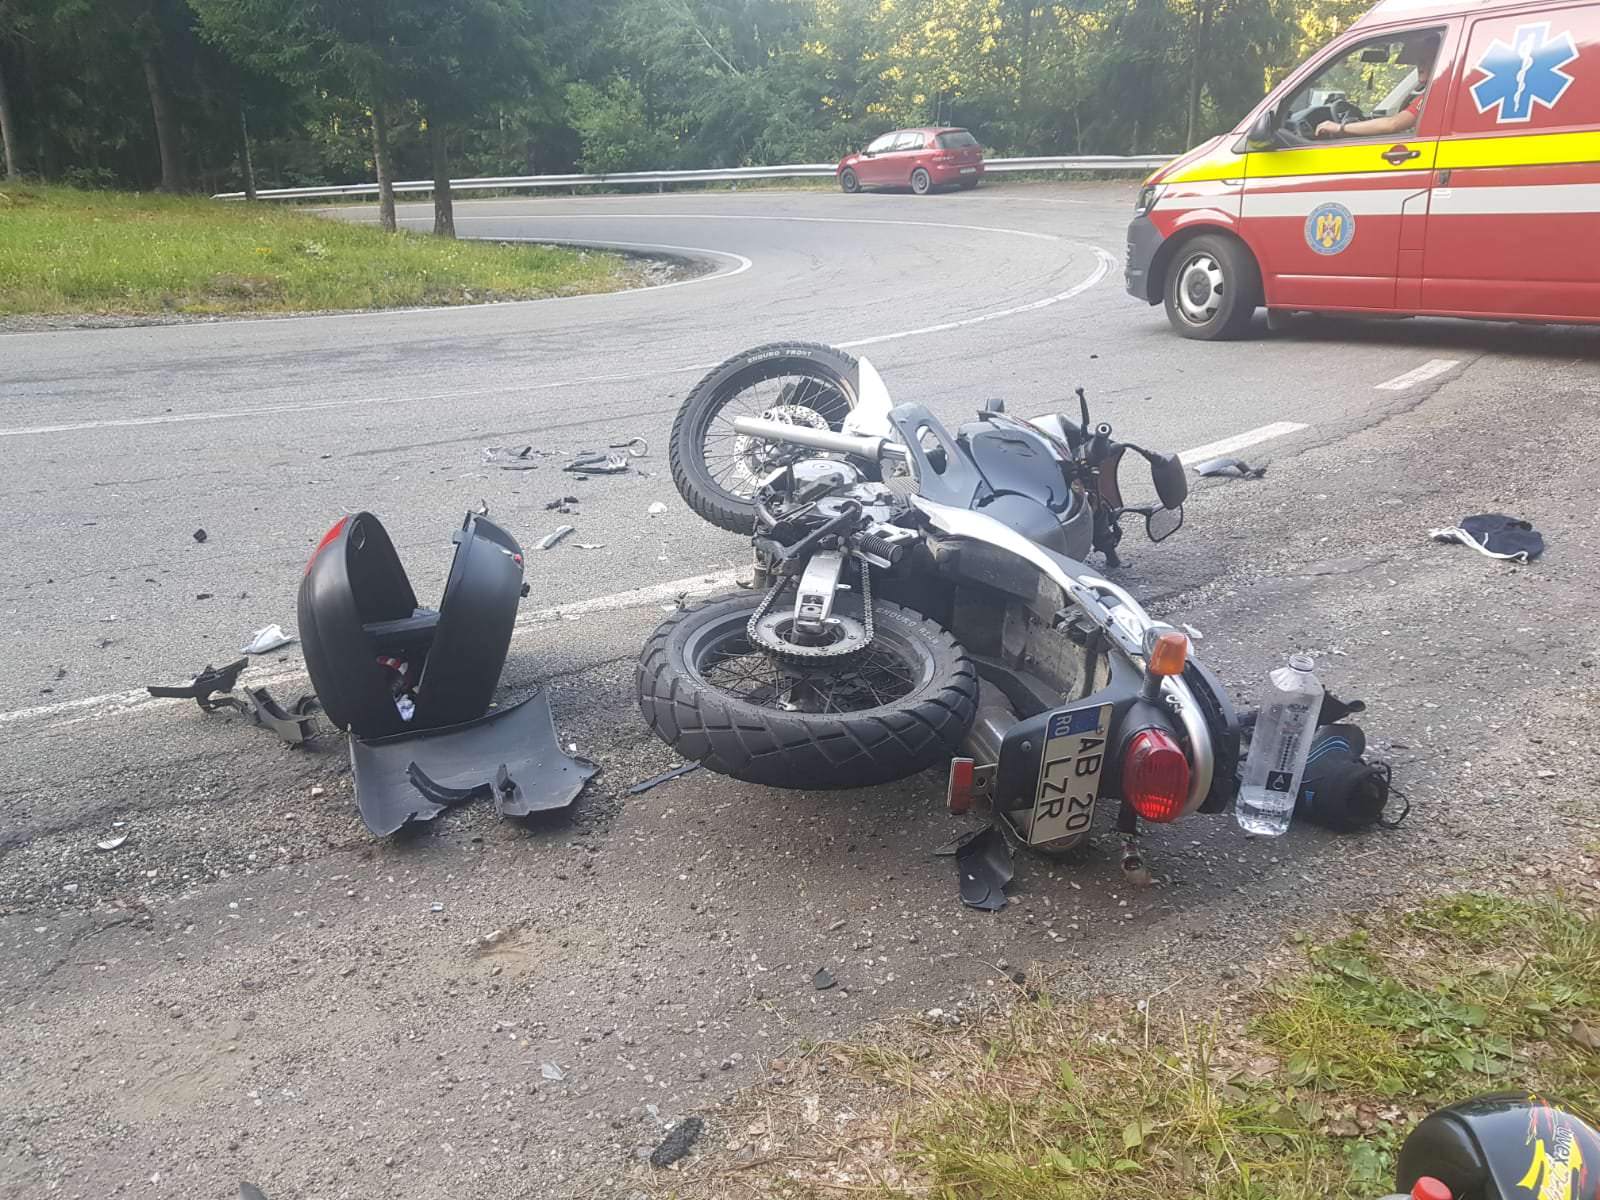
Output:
[837, 128, 985, 195]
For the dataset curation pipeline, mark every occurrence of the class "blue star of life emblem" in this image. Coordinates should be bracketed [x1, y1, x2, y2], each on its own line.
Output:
[1470, 22, 1580, 123]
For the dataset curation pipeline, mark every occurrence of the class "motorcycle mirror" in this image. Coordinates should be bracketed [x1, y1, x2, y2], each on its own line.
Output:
[1146, 505, 1184, 543]
[1149, 451, 1189, 509]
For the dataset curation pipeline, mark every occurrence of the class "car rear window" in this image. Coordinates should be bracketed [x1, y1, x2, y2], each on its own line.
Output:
[938, 131, 979, 149]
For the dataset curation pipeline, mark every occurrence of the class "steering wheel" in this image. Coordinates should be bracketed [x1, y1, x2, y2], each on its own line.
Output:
[1326, 97, 1366, 129]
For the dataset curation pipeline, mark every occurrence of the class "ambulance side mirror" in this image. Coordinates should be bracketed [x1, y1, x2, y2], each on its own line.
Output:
[1246, 107, 1279, 150]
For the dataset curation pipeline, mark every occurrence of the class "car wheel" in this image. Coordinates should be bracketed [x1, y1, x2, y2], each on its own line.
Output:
[839, 168, 860, 194]
[910, 167, 932, 195]
[1163, 234, 1260, 340]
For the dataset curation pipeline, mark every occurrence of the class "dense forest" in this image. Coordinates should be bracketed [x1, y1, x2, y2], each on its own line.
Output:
[0, 0, 1370, 225]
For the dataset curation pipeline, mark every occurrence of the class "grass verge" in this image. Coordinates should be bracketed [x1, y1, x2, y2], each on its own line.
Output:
[663, 881, 1599, 1199]
[0, 184, 638, 317]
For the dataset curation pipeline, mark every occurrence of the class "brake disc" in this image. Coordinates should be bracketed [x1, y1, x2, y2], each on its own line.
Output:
[731, 403, 830, 481]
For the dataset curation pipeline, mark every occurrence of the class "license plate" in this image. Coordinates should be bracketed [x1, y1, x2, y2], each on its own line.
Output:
[960, 166, 977, 174]
[1030, 703, 1112, 845]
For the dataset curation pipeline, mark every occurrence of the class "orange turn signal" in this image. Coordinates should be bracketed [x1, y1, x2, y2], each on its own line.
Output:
[1147, 631, 1189, 677]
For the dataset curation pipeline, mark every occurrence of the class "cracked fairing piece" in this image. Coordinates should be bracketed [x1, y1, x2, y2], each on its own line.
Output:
[147, 658, 248, 709]
[350, 689, 598, 836]
[955, 825, 1015, 911]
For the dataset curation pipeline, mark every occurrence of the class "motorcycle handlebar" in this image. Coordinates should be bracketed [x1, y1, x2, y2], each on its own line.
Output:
[730, 416, 911, 464]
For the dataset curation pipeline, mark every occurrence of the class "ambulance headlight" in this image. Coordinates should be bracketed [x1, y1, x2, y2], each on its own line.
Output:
[1135, 183, 1166, 214]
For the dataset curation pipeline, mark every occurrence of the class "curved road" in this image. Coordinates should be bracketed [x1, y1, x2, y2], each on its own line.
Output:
[7, 183, 1594, 713]
[3, 183, 1599, 1200]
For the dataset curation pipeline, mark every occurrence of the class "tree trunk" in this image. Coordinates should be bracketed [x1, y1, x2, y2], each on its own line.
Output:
[239, 104, 257, 201]
[0, 54, 20, 181]
[141, 48, 185, 191]
[370, 99, 397, 233]
[429, 117, 455, 239]
[21, 37, 51, 180]
[1186, 0, 1213, 146]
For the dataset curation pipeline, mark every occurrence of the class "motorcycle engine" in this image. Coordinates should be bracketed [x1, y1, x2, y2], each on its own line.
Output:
[762, 458, 903, 526]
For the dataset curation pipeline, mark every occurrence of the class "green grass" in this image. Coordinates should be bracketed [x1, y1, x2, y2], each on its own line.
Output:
[685, 889, 1598, 1200]
[0, 184, 636, 316]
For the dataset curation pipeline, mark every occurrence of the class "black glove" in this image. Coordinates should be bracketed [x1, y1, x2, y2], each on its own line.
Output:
[1294, 723, 1407, 832]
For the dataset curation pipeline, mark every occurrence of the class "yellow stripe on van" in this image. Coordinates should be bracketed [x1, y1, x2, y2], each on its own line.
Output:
[1437, 129, 1600, 169]
[1165, 154, 1247, 183]
[1240, 142, 1439, 177]
[1167, 128, 1599, 184]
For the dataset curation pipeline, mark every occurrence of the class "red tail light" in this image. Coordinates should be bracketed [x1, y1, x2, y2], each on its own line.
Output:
[1123, 729, 1189, 823]
[305, 515, 348, 575]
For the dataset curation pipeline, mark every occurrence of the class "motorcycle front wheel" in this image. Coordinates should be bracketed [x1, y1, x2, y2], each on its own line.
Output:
[637, 593, 977, 789]
[669, 342, 860, 535]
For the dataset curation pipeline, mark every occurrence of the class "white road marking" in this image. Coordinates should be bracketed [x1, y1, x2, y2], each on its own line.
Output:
[1178, 421, 1308, 464]
[838, 248, 1115, 348]
[0, 567, 745, 732]
[485, 237, 753, 289]
[0, 241, 1116, 440]
[2, 420, 1311, 732]
[1374, 358, 1460, 391]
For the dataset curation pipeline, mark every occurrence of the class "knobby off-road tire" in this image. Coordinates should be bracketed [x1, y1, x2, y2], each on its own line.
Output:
[637, 594, 978, 789]
[668, 342, 860, 535]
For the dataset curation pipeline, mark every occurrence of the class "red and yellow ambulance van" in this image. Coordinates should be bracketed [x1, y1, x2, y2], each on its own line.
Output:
[1126, 0, 1600, 338]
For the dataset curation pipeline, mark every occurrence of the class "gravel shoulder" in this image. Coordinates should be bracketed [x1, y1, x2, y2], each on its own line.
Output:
[3, 341, 1597, 1199]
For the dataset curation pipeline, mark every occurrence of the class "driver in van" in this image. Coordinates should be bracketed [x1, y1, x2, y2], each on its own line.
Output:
[1315, 31, 1440, 138]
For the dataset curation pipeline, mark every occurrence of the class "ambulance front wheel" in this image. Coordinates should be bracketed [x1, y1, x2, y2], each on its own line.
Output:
[1164, 234, 1260, 340]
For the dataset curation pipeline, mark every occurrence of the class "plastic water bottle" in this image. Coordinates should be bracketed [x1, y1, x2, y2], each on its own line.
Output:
[1236, 654, 1324, 836]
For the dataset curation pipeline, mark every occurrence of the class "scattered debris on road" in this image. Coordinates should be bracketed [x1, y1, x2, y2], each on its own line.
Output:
[564, 451, 630, 475]
[940, 826, 1014, 912]
[648, 501, 668, 516]
[147, 658, 248, 708]
[574, 542, 606, 550]
[537, 525, 575, 551]
[1430, 513, 1545, 563]
[545, 495, 579, 513]
[192, 528, 208, 543]
[483, 445, 542, 471]
[541, 1062, 564, 1082]
[240, 624, 295, 655]
[612, 437, 650, 458]
[94, 834, 127, 852]
[627, 762, 702, 795]
[812, 968, 835, 991]
[1193, 456, 1268, 479]
[649, 1116, 704, 1167]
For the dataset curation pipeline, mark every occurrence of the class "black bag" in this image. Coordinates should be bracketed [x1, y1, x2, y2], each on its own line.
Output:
[1294, 724, 1408, 833]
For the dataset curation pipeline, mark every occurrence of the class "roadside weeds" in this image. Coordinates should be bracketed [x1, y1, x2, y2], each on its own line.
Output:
[647, 862, 1599, 1199]
[0, 184, 639, 319]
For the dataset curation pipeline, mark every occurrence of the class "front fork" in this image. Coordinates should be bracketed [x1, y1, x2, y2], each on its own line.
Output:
[1092, 504, 1124, 569]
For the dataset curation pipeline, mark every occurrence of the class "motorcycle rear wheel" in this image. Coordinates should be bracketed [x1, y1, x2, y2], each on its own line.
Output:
[669, 342, 860, 535]
[637, 593, 977, 789]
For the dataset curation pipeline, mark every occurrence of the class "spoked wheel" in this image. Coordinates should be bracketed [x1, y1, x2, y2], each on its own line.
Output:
[669, 342, 860, 534]
[910, 167, 933, 195]
[840, 168, 860, 194]
[638, 593, 978, 789]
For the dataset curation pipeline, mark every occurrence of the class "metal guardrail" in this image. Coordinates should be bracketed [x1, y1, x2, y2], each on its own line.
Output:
[212, 155, 1170, 201]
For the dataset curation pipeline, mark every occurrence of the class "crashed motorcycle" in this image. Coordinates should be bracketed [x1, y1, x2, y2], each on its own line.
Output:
[639, 342, 1240, 862]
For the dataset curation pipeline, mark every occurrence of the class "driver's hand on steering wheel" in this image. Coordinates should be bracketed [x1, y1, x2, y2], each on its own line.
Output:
[1315, 119, 1344, 138]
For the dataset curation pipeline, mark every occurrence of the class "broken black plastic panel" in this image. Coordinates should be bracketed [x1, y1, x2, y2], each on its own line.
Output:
[350, 691, 598, 836]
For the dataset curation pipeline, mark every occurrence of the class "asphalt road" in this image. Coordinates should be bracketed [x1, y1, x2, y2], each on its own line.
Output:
[3, 183, 1598, 1199]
